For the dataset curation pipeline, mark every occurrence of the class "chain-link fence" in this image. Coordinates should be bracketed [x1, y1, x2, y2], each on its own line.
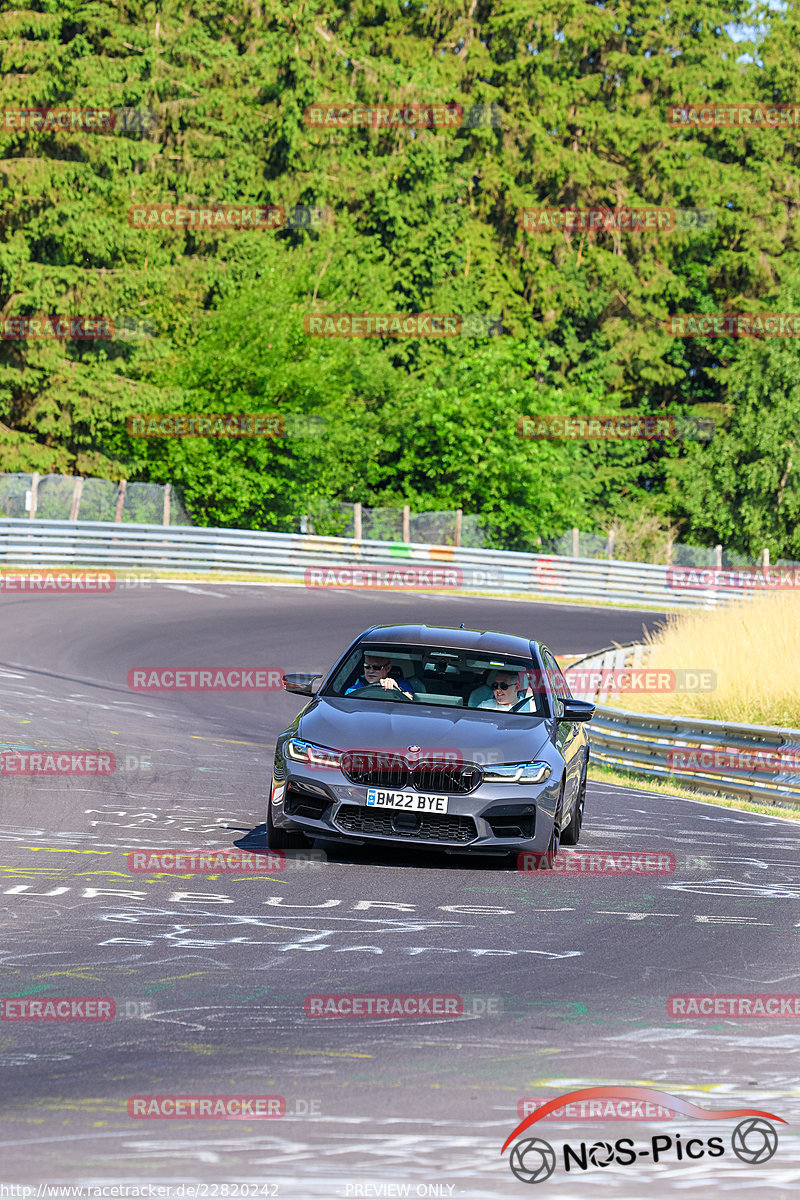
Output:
[298, 500, 488, 547]
[299, 501, 792, 568]
[2, 477, 793, 569]
[541, 529, 787, 569]
[0, 473, 191, 525]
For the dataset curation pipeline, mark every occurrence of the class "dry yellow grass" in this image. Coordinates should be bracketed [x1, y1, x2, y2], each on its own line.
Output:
[618, 592, 800, 727]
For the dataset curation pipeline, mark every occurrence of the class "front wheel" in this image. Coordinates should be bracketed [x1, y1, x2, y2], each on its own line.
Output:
[545, 782, 565, 862]
[267, 793, 311, 850]
[560, 763, 586, 846]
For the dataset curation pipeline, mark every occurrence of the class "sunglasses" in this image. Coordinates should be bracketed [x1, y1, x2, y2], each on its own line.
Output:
[364, 662, 390, 670]
[493, 679, 515, 690]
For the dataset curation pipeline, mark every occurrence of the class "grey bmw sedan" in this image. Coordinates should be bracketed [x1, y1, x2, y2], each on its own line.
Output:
[268, 623, 594, 859]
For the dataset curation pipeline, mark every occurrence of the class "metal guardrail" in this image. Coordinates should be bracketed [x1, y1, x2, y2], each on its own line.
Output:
[0, 518, 767, 610]
[569, 644, 800, 808]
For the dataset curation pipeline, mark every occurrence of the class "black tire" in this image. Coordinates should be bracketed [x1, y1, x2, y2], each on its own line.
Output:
[561, 763, 587, 846]
[267, 793, 311, 850]
[545, 782, 565, 863]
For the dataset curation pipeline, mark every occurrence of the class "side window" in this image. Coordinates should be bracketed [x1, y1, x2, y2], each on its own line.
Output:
[329, 646, 365, 694]
[543, 649, 571, 701]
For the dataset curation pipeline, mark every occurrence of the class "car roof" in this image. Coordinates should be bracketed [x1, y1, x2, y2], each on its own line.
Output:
[359, 624, 537, 658]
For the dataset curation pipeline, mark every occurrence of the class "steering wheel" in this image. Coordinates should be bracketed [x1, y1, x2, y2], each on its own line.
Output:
[349, 683, 414, 701]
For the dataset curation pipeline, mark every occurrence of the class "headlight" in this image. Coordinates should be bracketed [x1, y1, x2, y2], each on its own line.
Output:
[285, 737, 342, 769]
[482, 761, 551, 784]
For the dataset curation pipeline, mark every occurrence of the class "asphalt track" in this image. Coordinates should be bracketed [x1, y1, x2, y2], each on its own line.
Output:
[0, 584, 798, 1198]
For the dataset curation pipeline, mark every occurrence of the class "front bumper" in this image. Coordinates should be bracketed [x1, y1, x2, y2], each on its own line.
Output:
[269, 767, 560, 855]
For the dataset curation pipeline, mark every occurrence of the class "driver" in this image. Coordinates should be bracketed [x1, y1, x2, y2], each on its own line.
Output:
[477, 670, 532, 711]
[345, 654, 414, 698]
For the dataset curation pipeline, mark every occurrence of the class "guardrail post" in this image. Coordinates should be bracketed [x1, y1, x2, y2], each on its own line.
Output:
[162, 483, 171, 526]
[69, 477, 84, 522]
[28, 473, 39, 520]
[402, 505, 410, 543]
[354, 502, 362, 541]
[715, 544, 722, 569]
[455, 508, 462, 547]
[115, 478, 127, 523]
[607, 528, 615, 560]
[762, 547, 769, 570]
[572, 527, 579, 557]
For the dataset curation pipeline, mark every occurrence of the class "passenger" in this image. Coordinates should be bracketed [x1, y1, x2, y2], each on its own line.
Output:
[345, 654, 414, 698]
[477, 670, 531, 712]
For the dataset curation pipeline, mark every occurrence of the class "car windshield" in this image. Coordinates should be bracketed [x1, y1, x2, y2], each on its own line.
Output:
[326, 643, 548, 716]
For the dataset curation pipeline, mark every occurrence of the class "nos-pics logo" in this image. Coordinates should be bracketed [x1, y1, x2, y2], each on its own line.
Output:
[502, 1087, 784, 1184]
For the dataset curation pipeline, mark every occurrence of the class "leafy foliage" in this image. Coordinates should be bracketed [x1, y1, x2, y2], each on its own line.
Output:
[1, 0, 798, 553]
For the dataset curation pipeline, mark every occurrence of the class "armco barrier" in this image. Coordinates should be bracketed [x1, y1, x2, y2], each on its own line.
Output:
[0, 518, 773, 610]
[570, 644, 800, 808]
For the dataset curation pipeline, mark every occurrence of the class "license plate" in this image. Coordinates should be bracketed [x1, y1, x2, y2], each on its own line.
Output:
[365, 788, 449, 814]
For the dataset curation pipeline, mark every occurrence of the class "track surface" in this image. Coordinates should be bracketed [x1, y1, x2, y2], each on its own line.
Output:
[0, 585, 797, 1197]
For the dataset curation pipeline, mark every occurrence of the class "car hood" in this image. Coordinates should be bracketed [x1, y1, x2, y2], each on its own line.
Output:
[296, 697, 552, 763]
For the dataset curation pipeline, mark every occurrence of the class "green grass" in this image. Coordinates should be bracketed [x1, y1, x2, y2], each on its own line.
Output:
[588, 762, 800, 821]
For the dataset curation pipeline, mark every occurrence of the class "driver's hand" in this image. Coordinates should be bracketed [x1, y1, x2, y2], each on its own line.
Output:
[379, 677, 398, 690]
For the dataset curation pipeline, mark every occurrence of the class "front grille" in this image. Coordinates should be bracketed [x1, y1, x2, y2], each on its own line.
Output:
[411, 762, 482, 794]
[335, 804, 477, 844]
[341, 752, 408, 789]
[341, 754, 483, 794]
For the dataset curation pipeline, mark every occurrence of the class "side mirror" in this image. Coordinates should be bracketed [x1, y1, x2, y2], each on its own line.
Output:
[560, 697, 595, 722]
[283, 673, 323, 697]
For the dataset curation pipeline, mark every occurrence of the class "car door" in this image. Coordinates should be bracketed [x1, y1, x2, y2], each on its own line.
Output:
[542, 648, 582, 813]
